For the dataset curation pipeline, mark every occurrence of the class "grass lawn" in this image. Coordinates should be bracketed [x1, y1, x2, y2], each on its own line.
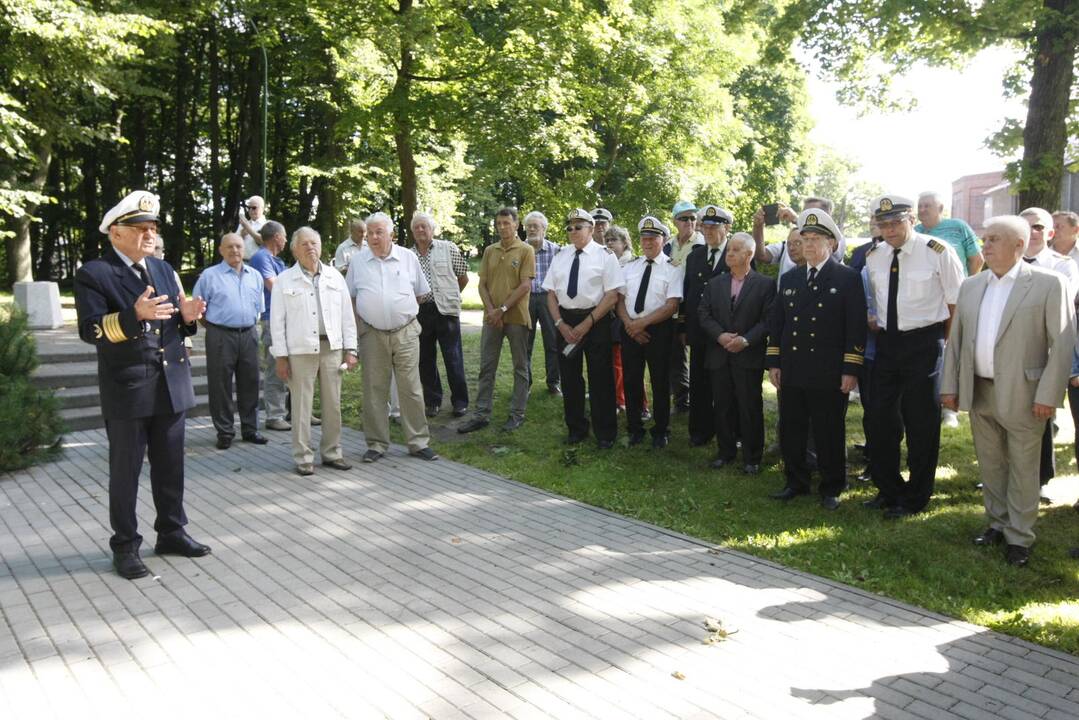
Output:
[339, 331, 1079, 656]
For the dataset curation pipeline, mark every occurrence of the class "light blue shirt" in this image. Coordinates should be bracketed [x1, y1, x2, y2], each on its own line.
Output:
[192, 260, 264, 328]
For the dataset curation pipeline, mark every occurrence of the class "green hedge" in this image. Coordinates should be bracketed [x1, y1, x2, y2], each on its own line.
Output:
[0, 307, 62, 471]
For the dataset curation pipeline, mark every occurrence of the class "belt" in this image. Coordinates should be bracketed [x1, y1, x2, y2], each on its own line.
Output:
[370, 318, 416, 334]
[559, 306, 597, 316]
[975, 376, 994, 383]
[206, 321, 255, 332]
[881, 321, 944, 337]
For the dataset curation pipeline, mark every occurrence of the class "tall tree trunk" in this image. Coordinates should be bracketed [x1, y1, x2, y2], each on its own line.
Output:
[80, 143, 100, 263]
[169, 41, 191, 269]
[129, 105, 147, 190]
[33, 157, 64, 279]
[209, 21, 222, 238]
[5, 141, 51, 285]
[392, 0, 417, 245]
[1018, 0, 1077, 210]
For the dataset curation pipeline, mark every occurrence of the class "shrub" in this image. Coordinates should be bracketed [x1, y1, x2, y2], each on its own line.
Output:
[0, 307, 62, 471]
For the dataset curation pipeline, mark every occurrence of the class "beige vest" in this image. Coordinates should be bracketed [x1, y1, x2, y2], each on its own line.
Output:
[422, 240, 462, 316]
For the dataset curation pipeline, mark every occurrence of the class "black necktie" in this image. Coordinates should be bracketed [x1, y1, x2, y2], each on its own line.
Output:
[135, 262, 152, 289]
[808, 266, 818, 285]
[709, 248, 718, 270]
[887, 248, 900, 333]
[634, 259, 653, 314]
[567, 249, 582, 299]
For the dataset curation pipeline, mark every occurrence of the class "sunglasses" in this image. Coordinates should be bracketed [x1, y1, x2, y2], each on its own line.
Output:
[565, 224, 590, 232]
[675, 216, 697, 223]
[1031, 224, 1045, 231]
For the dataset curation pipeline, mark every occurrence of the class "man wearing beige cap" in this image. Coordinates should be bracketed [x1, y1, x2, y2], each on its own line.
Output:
[74, 191, 211, 579]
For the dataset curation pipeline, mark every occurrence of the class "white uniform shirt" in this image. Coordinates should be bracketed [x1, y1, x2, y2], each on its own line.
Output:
[620, 254, 684, 319]
[866, 232, 964, 331]
[346, 244, 431, 331]
[542, 240, 624, 309]
[237, 217, 266, 260]
[974, 261, 1020, 379]
[334, 238, 367, 271]
[1026, 245, 1079, 307]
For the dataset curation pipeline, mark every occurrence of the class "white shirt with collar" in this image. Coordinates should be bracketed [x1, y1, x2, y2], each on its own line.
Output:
[705, 239, 728, 271]
[334, 237, 367, 271]
[346, 244, 431, 331]
[620, 253, 684, 319]
[269, 260, 356, 357]
[806, 258, 828, 281]
[866, 231, 964, 331]
[974, 260, 1021, 379]
[1026, 245, 1079, 306]
[542, 240, 625, 309]
[237, 217, 267, 260]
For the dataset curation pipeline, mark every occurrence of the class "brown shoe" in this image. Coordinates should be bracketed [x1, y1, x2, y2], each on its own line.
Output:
[295, 464, 314, 476]
[321, 458, 353, 471]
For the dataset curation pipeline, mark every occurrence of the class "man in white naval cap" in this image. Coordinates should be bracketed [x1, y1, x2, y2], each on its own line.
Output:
[863, 194, 964, 519]
[74, 191, 211, 579]
[591, 207, 613, 245]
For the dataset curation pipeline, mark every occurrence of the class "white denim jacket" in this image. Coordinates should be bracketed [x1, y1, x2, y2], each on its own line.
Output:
[269, 261, 357, 357]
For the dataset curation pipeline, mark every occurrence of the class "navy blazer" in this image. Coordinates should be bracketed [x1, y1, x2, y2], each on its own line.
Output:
[765, 259, 867, 390]
[681, 243, 736, 345]
[74, 247, 197, 420]
[698, 270, 776, 370]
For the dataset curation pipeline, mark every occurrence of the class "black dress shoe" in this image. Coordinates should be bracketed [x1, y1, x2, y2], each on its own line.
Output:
[862, 493, 886, 509]
[322, 458, 353, 471]
[216, 436, 232, 450]
[855, 469, 873, 483]
[547, 385, 562, 397]
[710, 457, 733, 470]
[425, 405, 440, 418]
[688, 436, 709, 448]
[820, 496, 840, 511]
[113, 551, 150, 579]
[883, 505, 917, 519]
[652, 435, 669, 449]
[597, 439, 615, 450]
[155, 532, 211, 558]
[973, 528, 1005, 546]
[409, 447, 440, 461]
[243, 433, 268, 445]
[362, 450, 384, 463]
[628, 432, 646, 446]
[770, 487, 808, 501]
[742, 464, 760, 475]
[458, 417, 490, 434]
[452, 405, 468, 418]
[1005, 544, 1030, 567]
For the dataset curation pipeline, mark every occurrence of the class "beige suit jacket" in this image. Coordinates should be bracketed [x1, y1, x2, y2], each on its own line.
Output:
[941, 262, 1075, 425]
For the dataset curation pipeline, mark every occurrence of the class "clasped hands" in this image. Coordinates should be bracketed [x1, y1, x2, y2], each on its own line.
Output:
[941, 393, 1054, 420]
[134, 285, 205, 324]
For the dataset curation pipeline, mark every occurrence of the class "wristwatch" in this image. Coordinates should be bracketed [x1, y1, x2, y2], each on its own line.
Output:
[554, 318, 563, 327]
[499, 304, 508, 313]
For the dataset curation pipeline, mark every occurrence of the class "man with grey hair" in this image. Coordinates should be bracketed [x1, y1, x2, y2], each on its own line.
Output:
[942, 215, 1075, 567]
[236, 195, 267, 260]
[347, 212, 439, 462]
[524, 210, 562, 395]
[271, 227, 358, 476]
[334, 218, 367, 274]
[249, 220, 290, 430]
[915, 191, 983, 277]
[1052, 210, 1079, 263]
[412, 211, 470, 418]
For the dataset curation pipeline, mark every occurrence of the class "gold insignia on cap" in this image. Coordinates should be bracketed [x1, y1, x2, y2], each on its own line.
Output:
[706, 207, 716, 217]
[880, 198, 893, 212]
[137, 194, 155, 212]
[806, 213, 818, 226]
[645, 219, 655, 229]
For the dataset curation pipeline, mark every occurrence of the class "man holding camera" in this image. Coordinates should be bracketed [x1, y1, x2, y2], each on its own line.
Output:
[237, 195, 267, 260]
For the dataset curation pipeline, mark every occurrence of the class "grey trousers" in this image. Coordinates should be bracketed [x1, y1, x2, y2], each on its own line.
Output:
[206, 323, 260, 439]
[287, 339, 345, 466]
[361, 319, 429, 454]
[474, 322, 530, 422]
[527, 292, 560, 389]
[260, 319, 289, 423]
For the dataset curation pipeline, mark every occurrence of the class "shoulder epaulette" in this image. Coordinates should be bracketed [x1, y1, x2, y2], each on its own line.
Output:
[927, 239, 946, 254]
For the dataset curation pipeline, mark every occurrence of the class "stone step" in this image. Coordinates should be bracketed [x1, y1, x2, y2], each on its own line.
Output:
[55, 375, 211, 410]
[60, 395, 211, 432]
[32, 355, 208, 389]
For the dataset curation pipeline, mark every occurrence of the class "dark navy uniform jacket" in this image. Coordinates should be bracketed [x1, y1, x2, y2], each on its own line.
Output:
[681, 243, 732, 345]
[74, 247, 197, 420]
[765, 258, 867, 389]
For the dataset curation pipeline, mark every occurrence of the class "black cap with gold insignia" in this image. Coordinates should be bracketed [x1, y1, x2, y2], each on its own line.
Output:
[871, 194, 913, 221]
[100, 190, 160, 233]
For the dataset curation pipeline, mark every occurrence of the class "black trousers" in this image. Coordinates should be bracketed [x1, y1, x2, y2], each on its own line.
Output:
[1070, 386, 1079, 468]
[206, 323, 260, 439]
[1039, 417, 1056, 485]
[713, 364, 765, 464]
[779, 384, 848, 496]
[418, 302, 469, 412]
[621, 319, 672, 437]
[669, 333, 689, 407]
[558, 308, 617, 442]
[527, 292, 561, 390]
[688, 341, 714, 442]
[859, 357, 876, 461]
[870, 325, 944, 511]
[105, 406, 188, 552]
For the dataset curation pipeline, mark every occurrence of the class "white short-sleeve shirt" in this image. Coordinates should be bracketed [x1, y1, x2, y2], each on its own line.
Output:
[346, 245, 431, 330]
[542, 240, 624, 309]
[865, 232, 964, 331]
[619, 254, 684, 319]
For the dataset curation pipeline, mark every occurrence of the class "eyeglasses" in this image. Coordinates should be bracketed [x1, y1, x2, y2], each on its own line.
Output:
[117, 223, 158, 237]
[1031, 224, 1045, 231]
[565, 224, 589, 232]
[675, 216, 696, 223]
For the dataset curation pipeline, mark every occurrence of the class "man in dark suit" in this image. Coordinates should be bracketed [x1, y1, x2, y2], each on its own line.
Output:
[766, 210, 867, 510]
[699, 232, 776, 473]
[74, 191, 212, 580]
[681, 204, 735, 446]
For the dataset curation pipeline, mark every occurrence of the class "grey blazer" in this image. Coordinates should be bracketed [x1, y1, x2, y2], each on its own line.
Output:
[698, 270, 776, 370]
[942, 262, 1076, 425]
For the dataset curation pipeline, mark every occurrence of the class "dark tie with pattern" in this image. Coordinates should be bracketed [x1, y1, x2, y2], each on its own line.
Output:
[887, 248, 900, 333]
[709, 247, 718, 271]
[567, 249, 582, 299]
[135, 262, 152, 289]
[634, 259, 653, 314]
[808, 266, 818, 285]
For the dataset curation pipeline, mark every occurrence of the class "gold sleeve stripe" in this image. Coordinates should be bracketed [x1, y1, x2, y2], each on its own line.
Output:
[102, 312, 128, 343]
[843, 353, 864, 365]
[766, 347, 780, 356]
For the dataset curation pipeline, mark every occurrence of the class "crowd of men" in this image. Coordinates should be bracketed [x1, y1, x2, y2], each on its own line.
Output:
[75, 188, 1079, 578]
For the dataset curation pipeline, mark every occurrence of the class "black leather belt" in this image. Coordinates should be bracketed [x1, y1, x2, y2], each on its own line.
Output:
[206, 321, 255, 332]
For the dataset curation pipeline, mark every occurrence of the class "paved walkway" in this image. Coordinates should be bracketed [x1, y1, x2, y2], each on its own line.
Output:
[2, 422, 1079, 719]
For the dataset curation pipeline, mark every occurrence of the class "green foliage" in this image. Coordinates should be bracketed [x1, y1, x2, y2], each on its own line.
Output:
[0, 306, 61, 470]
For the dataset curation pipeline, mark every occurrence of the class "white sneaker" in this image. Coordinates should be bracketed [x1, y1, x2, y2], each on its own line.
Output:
[942, 408, 959, 428]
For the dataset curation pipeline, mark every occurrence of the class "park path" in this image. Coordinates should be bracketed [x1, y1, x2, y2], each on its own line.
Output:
[2, 420, 1079, 719]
